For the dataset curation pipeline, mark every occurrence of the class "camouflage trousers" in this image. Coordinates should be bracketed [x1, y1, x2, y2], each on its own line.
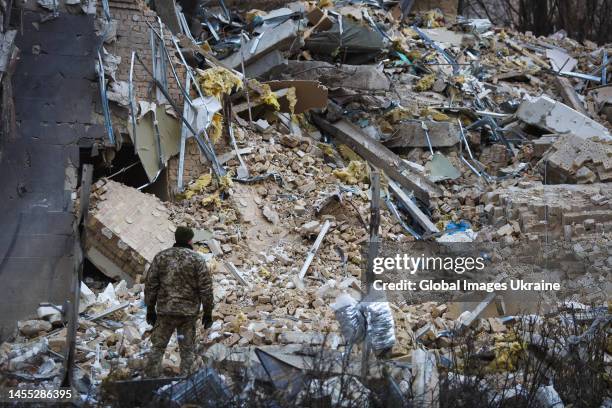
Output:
[145, 314, 197, 377]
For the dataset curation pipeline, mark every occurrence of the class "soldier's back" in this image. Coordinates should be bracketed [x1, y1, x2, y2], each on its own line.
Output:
[150, 247, 205, 316]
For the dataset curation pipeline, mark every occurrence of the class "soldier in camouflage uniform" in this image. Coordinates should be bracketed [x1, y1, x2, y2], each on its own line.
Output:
[144, 226, 214, 377]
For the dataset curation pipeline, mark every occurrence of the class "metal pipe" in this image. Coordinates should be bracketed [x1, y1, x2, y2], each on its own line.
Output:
[134, 52, 225, 176]
[97, 51, 115, 145]
[128, 51, 137, 154]
[177, 74, 190, 191]
[239, 32, 253, 125]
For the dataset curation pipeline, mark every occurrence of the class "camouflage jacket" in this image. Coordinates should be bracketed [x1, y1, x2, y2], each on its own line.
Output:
[145, 246, 213, 317]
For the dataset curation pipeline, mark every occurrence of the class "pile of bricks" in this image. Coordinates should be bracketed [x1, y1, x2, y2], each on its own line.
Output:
[482, 181, 612, 239]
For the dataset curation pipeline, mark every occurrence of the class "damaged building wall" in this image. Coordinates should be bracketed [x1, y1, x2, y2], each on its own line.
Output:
[0, 9, 105, 338]
[101, 0, 210, 193]
[102, 0, 185, 107]
[166, 137, 208, 188]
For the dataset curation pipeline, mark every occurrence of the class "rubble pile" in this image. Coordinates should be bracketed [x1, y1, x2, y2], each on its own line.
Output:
[1, 0, 611, 405]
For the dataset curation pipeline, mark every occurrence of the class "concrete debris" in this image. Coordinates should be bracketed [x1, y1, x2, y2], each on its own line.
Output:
[222, 19, 299, 70]
[17, 320, 53, 338]
[305, 19, 385, 64]
[243, 50, 288, 80]
[285, 60, 391, 91]
[516, 95, 611, 141]
[313, 116, 442, 202]
[425, 153, 461, 182]
[384, 121, 460, 149]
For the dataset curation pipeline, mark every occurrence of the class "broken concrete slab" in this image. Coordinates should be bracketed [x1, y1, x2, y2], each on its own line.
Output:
[85, 180, 175, 283]
[546, 48, 578, 72]
[313, 116, 442, 202]
[457, 292, 497, 332]
[425, 153, 461, 182]
[222, 19, 299, 70]
[516, 95, 611, 141]
[383, 121, 460, 149]
[285, 60, 390, 91]
[18, 320, 52, 337]
[153, 0, 181, 34]
[389, 180, 439, 235]
[243, 50, 288, 80]
[421, 27, 470, 46]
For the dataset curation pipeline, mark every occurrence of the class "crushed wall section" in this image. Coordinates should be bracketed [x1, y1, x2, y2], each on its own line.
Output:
[85, 179, 175, 282]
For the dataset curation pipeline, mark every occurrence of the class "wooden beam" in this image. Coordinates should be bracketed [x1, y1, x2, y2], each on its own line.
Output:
[388, 180, 439, 235]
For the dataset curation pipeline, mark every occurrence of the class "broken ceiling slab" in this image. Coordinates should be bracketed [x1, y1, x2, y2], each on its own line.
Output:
[127, 103, 182, 182]
[383, 121, 460, 149]
[426, 153, 461, 182]
[222, 19, 298, 70]
[546, 48, 578, 72]
[153, 0, 181, 34]
[539, 134, 612, 184]
[85, 180, 176, 282]
[313, 116, 442, 202]
[244, 50, 288, 80]
[286, 60, 390, 91]
[516, 95, 611, 141]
